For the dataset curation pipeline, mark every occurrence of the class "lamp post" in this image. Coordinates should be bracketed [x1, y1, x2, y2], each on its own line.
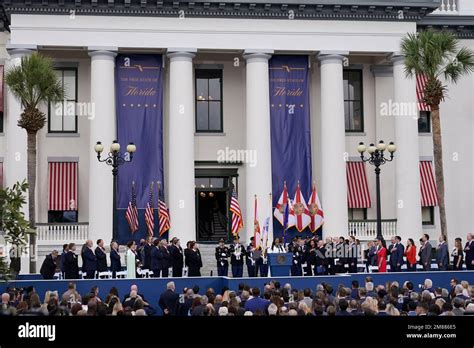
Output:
[94, 140, 136, 241]
[357, 140, 396, 242]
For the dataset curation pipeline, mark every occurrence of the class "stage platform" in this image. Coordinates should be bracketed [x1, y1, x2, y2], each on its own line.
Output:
[2, 271, 473, 315]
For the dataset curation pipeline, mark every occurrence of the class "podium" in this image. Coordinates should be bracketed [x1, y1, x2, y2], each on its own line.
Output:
[268, 253, 292, 276]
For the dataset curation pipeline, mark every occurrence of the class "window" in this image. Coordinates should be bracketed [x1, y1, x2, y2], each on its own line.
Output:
[343, 70, 364, 132]
[48, 162, 78, 223]
[422, 206, 434, 225]
[418, 111, 431, 133]
[48, 68, 78, 133]
[48, 210, 78, 223]
[195, 69, 223, 133]
[348, 208, 367, 220]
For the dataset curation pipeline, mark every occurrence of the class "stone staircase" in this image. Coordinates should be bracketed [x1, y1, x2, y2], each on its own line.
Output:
[198, 243, 250, 277]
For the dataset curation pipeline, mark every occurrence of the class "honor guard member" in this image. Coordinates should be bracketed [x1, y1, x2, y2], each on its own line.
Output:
[246, 237, 257, 277]
[258, 244, 269, 277]
[229, 236, 245, 277]
[288, 237, 304, 276]
[215, 238, 229, 276]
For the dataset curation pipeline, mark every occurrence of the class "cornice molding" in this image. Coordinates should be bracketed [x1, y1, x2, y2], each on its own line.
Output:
[418, 15, 474, 39]
[1, 0, 441, 32]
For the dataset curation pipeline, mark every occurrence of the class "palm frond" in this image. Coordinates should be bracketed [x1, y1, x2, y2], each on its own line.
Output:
[5, 52, 65, 110]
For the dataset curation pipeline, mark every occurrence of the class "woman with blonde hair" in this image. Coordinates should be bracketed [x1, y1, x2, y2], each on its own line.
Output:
[112, 301, 123, 316]
[386, 303, 400, 316]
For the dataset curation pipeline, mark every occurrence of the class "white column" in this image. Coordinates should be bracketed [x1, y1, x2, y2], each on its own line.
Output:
[5, 45, 37, 273]
[167, 49, 196, 244]
[88, 48, 117, 243]
[392, 54, 423, 240]
[4, 46, 36, 204]
[243, 50, 273, 243]
[318, 53, 349, 237]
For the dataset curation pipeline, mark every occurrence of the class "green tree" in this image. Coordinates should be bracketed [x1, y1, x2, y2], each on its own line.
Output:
[0, 180, 31, 280]
[401, 30, 474, 239]
[5, 53, 65, 272]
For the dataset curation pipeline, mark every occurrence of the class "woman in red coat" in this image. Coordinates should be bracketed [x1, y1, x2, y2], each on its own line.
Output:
[376, 238, 387, 273]
[404, 238, 417, 272]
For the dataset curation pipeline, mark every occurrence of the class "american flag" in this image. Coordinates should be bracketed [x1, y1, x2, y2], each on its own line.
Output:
[145, 183, 154, 237]
[230, 189, 243, 236]
[125, 181, 139, 233]
[158, 199, 170, 236]
[416, 74, 431, 111]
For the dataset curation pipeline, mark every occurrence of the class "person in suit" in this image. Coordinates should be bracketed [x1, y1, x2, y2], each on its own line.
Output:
[136, 239, 146, 268]
[151, 239, 162, 278]
[464, 233, 474, 270]
[64, 243, 79, 279]
[158, 281, 179, 316]
[95, 239, 108, 274]
[325, 237, 336, 275]
[315, 240, 328, 275]
[418, 234, 432, 271]
[110, 241, 121, 278]
[452, 238, 464, 271]
[158, 239, 171, 278]
[229, 236, 245, 277]
[405, 238, 417, 272]
[185, 241, 202, 277]
[388, 236, 404, 272]
[304, 239, 317, 276]
[246, 237, 257, 277]
[215, 238, 229, 276]
[365, 241, 377, 272]
[348, 236, 358, 273]
[60, 244, 68, 276]
[244, 287, 269, 314]
[375, 237, 387, 273]
[436, 235, 449, 271]
[169, 237, 184, 277]
[81, 240, 97, 279]
[143, 236, 153, 271]
[288, 237, 303, 276]
[40, 250, 58, 279]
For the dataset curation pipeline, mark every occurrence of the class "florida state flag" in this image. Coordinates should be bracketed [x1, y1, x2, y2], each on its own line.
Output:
[273, 181, 295, 227]
[308, 181, 324, 233]
[292, 182, 311, 232]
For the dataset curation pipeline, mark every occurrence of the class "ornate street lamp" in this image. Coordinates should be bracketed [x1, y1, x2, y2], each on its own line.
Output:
[94, 140, 136, 241]
[357, 140, 396, 242]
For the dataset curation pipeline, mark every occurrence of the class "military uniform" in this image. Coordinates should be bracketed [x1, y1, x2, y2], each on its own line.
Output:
[246, 243, 257, 277]
[229, 241, 245, 277]
[288, 240, 303, 276]
[215, 241, 229, 276]
[257, 247, 269, 277]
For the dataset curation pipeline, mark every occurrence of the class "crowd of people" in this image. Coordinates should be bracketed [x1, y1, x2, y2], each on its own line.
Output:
[2, 277, 474, 316]
[39, 232, 474, 280]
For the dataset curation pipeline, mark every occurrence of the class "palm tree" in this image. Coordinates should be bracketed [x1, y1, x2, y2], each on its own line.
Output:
[5, 53, 65, 272]
[401, 30, 474, 239]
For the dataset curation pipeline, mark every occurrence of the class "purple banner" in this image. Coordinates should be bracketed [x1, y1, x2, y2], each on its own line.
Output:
[116, 55, 164, 241]
[270, 55, 315, 239]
